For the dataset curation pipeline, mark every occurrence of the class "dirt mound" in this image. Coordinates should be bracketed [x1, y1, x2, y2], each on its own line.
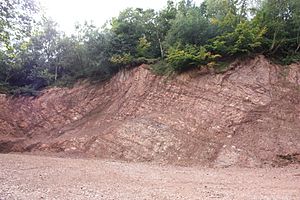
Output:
[0, 56, 300, 167]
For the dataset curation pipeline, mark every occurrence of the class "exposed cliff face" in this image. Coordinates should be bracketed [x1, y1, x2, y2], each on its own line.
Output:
[0, 56, 300, 167]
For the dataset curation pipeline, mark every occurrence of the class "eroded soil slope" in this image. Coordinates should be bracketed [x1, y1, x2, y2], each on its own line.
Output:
[0, 56, 300, 167]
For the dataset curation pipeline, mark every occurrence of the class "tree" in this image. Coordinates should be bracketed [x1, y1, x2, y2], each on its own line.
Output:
[205, 0, 251, 32]
[1, 0, 300, 94]
[207, 20, 266, 56]
[0, 0, 39, 92]
[110, 8, 159, 58]
[0, 0, 38, 49]
[255, 0, 300, 57]
[31, 18, 60, 82]
[165, 6, 216, 47]
[2, 18, 60, 91]
[155, 0, 177, 58]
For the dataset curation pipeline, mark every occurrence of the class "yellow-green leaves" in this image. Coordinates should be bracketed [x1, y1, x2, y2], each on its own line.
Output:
[110, 53, 133, 65]
[137, 36, 151, 58]
[166, 44, 220, 71]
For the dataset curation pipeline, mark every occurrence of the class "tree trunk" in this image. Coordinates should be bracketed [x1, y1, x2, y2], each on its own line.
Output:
[270, 40, 282, 55]
[54, 66, 58, 82]
[270, 31, 277, 51]
[295, 29, 300, 53]
[159, 38, 164, 59]
[156, 31, 164, 59]
[296, 43, 300, 53]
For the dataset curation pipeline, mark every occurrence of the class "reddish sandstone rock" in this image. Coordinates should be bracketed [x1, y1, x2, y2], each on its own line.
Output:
[0, 56, 299, 167]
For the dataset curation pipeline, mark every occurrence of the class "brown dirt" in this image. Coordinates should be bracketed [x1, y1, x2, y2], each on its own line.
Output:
[1, 154, 300, 200]
[0, 55, 300, 167]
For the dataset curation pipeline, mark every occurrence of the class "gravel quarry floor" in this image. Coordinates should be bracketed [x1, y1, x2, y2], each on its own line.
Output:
[0, 154, 299, 200]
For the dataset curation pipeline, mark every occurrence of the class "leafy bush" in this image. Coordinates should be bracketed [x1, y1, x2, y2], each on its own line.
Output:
[206, 21, 266, 56]
[150, 60, 173, 76]
[277, 53, 300, 65]
[110, 53, 134, 65]
[136, 36, 151, 58]
[1, 0, 300, 96]
[166, 44, 221, 72]
[10, 86, 40, 97]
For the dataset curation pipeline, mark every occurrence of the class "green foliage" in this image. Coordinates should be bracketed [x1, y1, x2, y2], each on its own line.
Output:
[1, 0, 300, 95]
[165, 6, 216, 47]
[254, 0, 300, 58]
[206, 0, 249, 19]
[70, 23, 117, 81]
[166, 44, 220, 72]
[9, 85, 40, 97]
[155, 0, 178, 58]
[0, 0, 38, 49]
[110, 8, 160, 58]
[150, 60, 174, 76]
[110, 53, 133, 65]
[207, 21, 266, 56]
[136, 36, 151, 57]
[277, 53, 300, 65]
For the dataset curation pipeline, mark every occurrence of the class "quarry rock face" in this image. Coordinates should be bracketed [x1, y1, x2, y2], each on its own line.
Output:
[0, 56, 300, 167]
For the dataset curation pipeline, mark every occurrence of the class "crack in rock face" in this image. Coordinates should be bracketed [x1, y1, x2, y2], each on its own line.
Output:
[0, 56, 300, 167]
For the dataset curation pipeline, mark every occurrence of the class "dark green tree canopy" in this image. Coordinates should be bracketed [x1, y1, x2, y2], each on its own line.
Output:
[0, 0, 300, 95]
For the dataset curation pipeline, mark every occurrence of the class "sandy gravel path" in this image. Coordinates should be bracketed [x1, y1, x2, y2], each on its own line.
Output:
[0, 154, 299, 200]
